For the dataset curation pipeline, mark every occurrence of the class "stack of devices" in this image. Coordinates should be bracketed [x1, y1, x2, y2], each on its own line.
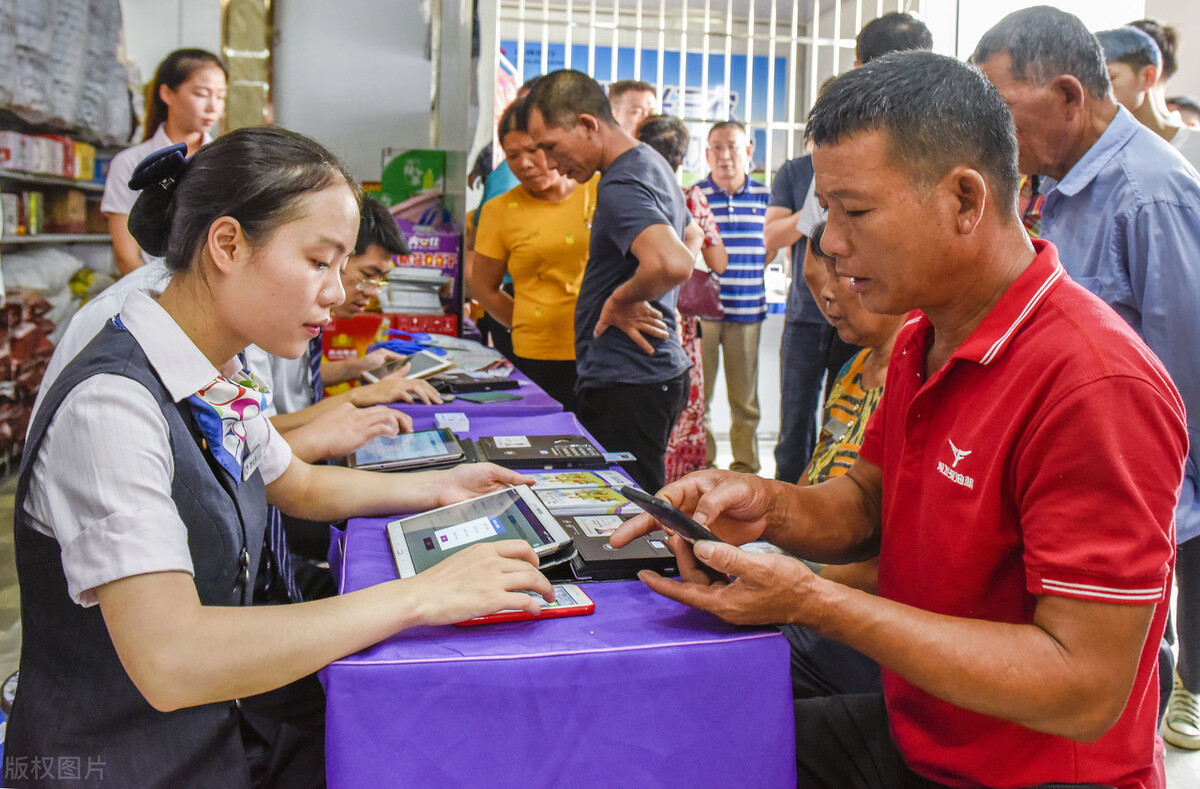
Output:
[556, 513, 677, 581]
[473, 434, 607, 469]
[430, 370, 521, 395]
[346, 430, 613, 474]
[385, 485, 591, 625]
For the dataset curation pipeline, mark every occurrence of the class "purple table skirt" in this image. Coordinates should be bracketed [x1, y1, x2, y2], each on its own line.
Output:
[320, 517, 796, 788]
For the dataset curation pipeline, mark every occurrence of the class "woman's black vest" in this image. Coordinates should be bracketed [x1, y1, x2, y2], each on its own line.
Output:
[4, 322, 266, 788]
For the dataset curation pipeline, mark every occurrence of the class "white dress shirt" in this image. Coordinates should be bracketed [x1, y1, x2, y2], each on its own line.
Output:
[24, 290, 292, 607]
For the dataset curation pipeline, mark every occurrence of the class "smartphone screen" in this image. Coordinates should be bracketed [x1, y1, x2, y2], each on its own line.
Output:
[454, 584, 596, 626]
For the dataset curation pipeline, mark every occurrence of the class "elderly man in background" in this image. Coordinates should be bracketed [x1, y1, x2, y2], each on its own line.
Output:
[974, 6, 1200, 751]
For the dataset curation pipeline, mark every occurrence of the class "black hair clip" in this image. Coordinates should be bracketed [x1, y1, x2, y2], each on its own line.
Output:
[128, 142, 190, 192]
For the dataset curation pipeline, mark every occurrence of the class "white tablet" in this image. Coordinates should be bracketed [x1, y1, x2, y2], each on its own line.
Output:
[386, 484, 572, 579]
[348, 428, 466, 472]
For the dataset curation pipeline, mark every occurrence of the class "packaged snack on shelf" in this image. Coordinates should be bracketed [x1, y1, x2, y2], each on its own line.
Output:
[0, 132, 27, 171]
[45, 189, 87, 233]
[20, 192, 43, 235]
[1, 193, 17, 237]
[74, 141, 95, 181]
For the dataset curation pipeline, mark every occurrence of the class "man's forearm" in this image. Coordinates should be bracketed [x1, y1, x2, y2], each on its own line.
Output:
[807, 582, 1151, 742]
[764, 209, 805, 250]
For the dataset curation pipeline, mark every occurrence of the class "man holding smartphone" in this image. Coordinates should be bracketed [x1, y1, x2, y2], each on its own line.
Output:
[613, 52, 1184, 789]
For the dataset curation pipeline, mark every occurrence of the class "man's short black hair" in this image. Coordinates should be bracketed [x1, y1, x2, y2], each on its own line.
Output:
[856, 12, 933, 64]
[806, 50, 1019, 216]
[1128, 19, 1179, 80]
[707, 120, 749, 142]
[356, 197, 408, 257]
[609, 80, 656, 100]
[1096, 27, 1162, 73]
[971, 6, 1110, 100]
[524, 69, 617, 129]
[637, 115, 689, 171]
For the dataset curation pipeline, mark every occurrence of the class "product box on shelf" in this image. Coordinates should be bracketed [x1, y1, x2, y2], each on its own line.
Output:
[26, 136, 64, 177]
[387, 313, 457, 336]
[0, 132, 27, 171]
[0, 193, 17, 237]
[94, 153, 114, 185]
[393, 217, 460, 315]
[45, 189, 87, 233]
[74, 141, 95, 181]
[20, 192, 43, 235]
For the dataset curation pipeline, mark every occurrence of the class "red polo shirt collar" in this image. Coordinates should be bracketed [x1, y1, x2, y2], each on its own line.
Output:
[897, 238, 1065, 369]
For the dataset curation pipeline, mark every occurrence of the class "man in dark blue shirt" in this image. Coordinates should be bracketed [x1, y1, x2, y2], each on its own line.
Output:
[524, 70, 702, 491]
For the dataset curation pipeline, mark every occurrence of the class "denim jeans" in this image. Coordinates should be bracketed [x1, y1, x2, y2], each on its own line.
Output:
[774, 321, 859, 484]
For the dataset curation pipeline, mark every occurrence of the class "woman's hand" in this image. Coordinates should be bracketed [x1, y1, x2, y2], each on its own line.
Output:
[353, 364, 444, 406]
[282, 402, 412, 463]
[403, 540, 553, 626]
[435, 463, 534, 507]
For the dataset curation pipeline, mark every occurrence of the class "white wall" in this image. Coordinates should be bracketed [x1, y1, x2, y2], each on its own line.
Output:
[952, 1, 1145, 59]
[274, 0, 434, 181]
[1145, 0, 1200, 99]
[118, 0, 435, 182]
[118, 0, 222, 90]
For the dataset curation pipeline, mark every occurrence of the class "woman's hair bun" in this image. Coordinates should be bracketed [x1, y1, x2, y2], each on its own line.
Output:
[127, 143, 190, 258]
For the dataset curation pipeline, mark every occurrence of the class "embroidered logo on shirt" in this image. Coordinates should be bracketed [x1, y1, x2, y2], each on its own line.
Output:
[937, 439, 976, 490]
[948, 439, 972, 468]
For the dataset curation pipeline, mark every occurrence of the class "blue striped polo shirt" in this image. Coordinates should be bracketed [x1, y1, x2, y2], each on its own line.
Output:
[697, 175, 771, 322]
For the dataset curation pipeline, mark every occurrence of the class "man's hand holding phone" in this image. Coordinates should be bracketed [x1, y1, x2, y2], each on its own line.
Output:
[610, 470, 774, 550]
[611, 473, 827, 628]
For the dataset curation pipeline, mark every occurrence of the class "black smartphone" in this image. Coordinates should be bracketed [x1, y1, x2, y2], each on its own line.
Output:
[619, 486, 729, 582]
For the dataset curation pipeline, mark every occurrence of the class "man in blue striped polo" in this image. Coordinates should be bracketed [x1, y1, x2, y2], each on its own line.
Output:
[698, 121, 775, 474]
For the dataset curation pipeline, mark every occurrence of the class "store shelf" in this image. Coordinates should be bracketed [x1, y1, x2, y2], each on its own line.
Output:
[1, 234, 109, 245]
[0, 170, 105, 193]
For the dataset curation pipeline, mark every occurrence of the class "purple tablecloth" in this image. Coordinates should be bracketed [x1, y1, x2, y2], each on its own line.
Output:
[320, 515, 796, 788]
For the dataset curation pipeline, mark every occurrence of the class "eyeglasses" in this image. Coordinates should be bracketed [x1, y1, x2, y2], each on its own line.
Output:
[348, 274, 388, 293]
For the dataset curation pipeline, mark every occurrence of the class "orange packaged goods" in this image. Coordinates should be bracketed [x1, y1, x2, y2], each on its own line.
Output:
[322, 314, 390, 396]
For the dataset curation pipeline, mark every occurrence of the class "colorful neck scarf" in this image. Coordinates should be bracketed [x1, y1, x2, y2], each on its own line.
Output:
[186, 367, 272, 484]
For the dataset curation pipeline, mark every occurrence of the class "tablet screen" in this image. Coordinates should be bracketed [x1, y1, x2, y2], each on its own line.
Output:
[353, 428, 461, 470]
[388, 487, 562, 576]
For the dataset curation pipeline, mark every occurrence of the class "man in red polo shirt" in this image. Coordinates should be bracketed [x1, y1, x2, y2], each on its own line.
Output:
[612, 51, 1186, 789]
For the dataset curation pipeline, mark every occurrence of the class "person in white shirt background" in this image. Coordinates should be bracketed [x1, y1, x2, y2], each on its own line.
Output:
[7, 126, 552, 786]
[101, 48, 227, 275]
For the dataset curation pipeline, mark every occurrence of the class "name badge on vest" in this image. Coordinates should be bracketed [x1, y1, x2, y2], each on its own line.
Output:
[242, 444, 263, 482]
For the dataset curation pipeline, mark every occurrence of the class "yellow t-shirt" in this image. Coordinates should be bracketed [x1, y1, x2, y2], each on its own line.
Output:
[474, 175, 599, 360]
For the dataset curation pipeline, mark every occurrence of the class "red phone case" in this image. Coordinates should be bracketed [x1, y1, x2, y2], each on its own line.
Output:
[454, 587, 595, 626]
